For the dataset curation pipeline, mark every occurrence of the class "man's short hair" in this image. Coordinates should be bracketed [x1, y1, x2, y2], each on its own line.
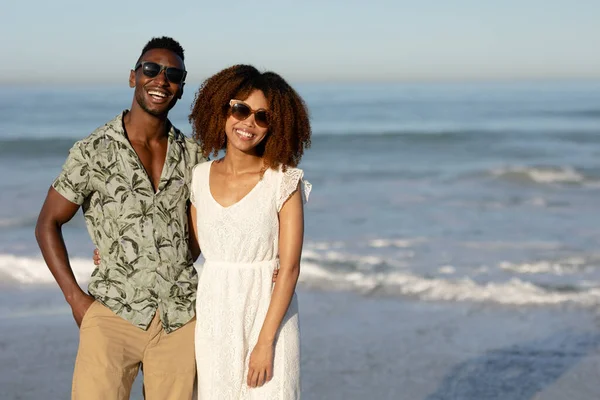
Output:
[138, 36, 185, 62]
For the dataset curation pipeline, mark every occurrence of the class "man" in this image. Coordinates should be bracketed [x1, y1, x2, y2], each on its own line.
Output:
[35, 37, 202, 400]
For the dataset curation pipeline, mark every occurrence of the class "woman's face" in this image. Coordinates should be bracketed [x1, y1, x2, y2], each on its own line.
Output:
[224, 89, 270, 155]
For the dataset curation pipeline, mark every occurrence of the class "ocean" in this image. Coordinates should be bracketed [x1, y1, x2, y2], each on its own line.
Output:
[1, 81, 600, 399]
[2, 81, 600, 305]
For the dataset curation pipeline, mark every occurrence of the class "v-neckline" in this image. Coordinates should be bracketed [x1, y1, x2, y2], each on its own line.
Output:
[121, 114, 174, 195]
[207, 160, 267, 209]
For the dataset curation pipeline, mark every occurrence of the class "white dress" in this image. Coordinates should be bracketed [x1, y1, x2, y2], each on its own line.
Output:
[190, 160, 311, 400]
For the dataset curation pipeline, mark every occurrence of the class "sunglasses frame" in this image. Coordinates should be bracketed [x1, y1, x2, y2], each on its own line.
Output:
[229, 99, 270, 128]
[134, 61, 187, 84]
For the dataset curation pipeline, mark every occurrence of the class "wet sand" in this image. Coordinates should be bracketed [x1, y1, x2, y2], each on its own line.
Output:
[1, 287, 599, 399]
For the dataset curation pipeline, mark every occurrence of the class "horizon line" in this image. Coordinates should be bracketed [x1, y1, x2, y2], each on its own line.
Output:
[3, 75, 600, 87]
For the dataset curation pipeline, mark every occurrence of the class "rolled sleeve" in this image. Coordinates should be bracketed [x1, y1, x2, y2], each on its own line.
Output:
[52, 141, 92, 205]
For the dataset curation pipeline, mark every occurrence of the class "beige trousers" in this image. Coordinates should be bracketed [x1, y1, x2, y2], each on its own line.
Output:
[71, 301, 196, 400]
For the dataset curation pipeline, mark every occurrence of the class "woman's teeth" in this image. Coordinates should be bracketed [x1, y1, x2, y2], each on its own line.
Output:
[236, 129, 254, 138]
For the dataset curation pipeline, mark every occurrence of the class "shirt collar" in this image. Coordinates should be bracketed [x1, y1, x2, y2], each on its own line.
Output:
[103, 110, 185, 145]
[103, 111, 186, 192]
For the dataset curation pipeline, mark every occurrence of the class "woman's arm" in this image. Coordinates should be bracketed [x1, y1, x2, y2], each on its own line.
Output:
[247, 186, 304, 387]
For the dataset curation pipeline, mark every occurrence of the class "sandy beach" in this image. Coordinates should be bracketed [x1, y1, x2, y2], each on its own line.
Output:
[1, 286, 599, 400]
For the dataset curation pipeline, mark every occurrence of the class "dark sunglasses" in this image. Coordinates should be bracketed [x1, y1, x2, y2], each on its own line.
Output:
[229, 100, 270, 128]
[134, 61, 187, 84]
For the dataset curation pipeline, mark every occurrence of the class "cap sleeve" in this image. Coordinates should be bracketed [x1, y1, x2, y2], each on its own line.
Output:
[276, 167, 312, 212]
[189, 162, 205, 207]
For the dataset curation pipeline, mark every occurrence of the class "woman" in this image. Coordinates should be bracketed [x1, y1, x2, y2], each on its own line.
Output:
[188, 64, 311, 399]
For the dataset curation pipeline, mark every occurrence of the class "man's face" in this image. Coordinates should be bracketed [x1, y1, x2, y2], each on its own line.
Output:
[129, 48, 186, 118]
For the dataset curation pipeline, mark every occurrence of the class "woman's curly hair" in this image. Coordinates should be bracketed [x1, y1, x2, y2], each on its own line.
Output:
[189, 64, 311, 170]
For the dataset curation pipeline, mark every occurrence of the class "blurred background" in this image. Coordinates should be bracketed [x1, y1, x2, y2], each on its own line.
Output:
[1, 1, 600, 399]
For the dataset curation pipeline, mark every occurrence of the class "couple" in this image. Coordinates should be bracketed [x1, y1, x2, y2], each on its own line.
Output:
[35, 36, 311, 400]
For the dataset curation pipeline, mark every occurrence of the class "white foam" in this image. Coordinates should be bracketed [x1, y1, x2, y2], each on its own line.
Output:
[461, 240, 563, 251]
[0, 254, 94, 284]
[306, 241, 346, 251]
[298, 257, 600, 307]
[383, 274, 600, 306]
[438, 265, 456, 274]
[6, 252, 599, 307]
[314, 251, 408, 270]
[499, 256, 590, 275]
[491, 166, 586, 184]
[298, 261, 336, 280]
[368, 238, 427, 249]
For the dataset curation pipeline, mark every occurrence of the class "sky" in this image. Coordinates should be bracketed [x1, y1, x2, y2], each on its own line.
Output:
[2, 0, 600, 85]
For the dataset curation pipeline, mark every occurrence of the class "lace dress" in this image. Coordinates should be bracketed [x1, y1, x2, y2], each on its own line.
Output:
[190, 160, 311, 399]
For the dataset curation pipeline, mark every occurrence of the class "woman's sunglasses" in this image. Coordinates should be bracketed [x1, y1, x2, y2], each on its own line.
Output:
[229, 100, 269, 128]
[134, 61, 187, 85]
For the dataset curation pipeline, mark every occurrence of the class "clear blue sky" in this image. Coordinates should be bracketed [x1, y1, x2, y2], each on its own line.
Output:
[2, 0, 599, 84]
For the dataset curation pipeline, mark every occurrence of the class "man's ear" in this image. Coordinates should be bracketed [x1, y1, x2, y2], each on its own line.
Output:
[178, 82, 185, 99]
[129, 70, 136, 88]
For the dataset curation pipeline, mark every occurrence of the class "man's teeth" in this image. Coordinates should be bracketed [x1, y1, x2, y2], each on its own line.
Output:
[148, 90, 167, 98]
[236, 129, 254, 138]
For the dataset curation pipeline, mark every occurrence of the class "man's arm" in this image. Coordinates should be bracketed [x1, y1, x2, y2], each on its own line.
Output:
[35, 187, 94, 326]
[188, 203, 201, 262]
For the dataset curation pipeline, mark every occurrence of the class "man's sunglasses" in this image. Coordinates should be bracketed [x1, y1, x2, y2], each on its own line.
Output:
[134, 61, 187, 84]
[229, 100, 270, 128]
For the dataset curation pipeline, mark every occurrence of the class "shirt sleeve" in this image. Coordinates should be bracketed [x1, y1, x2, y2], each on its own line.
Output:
[51, 141, 92, 205]
[276, 167, 312, 212]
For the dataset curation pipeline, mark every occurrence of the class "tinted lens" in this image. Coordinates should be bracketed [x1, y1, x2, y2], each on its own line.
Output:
[165, 67, 185, 84]
[142, 62, 161, 78]
[230, 102, 269, 128]
[231, 103, 251, 120]
[140, 62, 185, 84]
[254, 110, 269, 128]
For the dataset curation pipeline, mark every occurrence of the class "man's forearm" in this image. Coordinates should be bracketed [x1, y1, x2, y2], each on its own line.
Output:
[188, 204, 201, 262]
[190, 247, 201, 262]
[35, 220, 84, 302]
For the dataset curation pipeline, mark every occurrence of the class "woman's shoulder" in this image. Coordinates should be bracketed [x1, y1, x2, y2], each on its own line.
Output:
[269, 164, 304, 178]
[271, 164, 311, 211]
[192, 159, 213, 179]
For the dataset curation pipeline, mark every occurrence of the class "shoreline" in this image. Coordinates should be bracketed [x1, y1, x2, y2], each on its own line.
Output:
[1, 287, 599, 399]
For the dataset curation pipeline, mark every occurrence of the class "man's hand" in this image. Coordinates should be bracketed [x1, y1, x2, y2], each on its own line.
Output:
[68, 291, 96, 327]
